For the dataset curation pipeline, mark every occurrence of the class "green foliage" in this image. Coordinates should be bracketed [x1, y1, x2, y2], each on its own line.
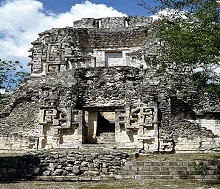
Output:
[0, 59, 29, 99]
[193, 71, 220, 98]
[194, 164, 206, 178]
[154, 0, 220, 67]
[140, 0, 220, 96]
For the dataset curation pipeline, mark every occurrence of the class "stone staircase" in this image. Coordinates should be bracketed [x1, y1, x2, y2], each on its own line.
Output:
[97, 132, 115, 144]
[119, 160, 220, 180]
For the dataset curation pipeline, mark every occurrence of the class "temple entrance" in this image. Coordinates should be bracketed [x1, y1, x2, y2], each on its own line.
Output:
[84, 111, 115, 144]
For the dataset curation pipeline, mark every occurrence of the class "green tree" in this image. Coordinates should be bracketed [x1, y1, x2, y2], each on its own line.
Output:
[0, 59, 29, 99]
[139, 0, 220, 94]
[193, 71, 220, 98]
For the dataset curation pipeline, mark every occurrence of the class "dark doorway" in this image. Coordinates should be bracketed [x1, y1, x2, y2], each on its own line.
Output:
[96, 112, 115, 144]
[84, 111, 115, 144]
[97, 112, 115, 135]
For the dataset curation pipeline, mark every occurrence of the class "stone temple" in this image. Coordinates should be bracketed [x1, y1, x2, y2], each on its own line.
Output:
[0, 16, 220, 153]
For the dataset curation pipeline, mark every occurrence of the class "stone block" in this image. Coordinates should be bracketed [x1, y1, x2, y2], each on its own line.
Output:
[91, 176, 103, 181]
[137, 171, 153, 175]
[206, 165, 218, 170]
[115, 174, 123, 180]
[135, 175, 154, 179]
[137, 166, 150, 171]
[121, 165, 131, 171]
[80, 167, 89, 171]
[206, 170, 215, 175]
[81, 161, 88, 167]
[72, 166, 81, 175]
[150, 166, 161, 172]
[78, 176, 92, 181]
[205, 175, 220, 180]
[52, 168, 63, 176]
[118, 170, 137, 175]
[65, 167, 73, 171]
[56, 164, 63, 169]
[122, 175, 136, 179]
[74, 161, 81, 165]
[108, 168, 117, 173]
[84, 170, 100, 176]
[43, 170, 51, 176]
[88, 163, 94, 168]
[101, 167, 109, 173]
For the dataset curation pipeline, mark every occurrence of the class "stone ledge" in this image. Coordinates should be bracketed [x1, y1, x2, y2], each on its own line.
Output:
[34, 175, 106, 182]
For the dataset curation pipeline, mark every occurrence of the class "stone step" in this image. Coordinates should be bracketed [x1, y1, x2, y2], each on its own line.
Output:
[131, 161, 197, 167]
[34, 174, 220, 181]
[119, 169, 204, 175]
[99, 132, 115, 137]
[134, 175, 196, 179]
[136, 170, 198, 175]
[118, 160, 220, 180]
[34, 176, 103, 182]
[97, 132, 115, 144]
[133, 174, 220, 180]
[98, 141, 116, 144]
[97, 137, 115, 141]
[79, 144, 118, 151]
[138, 166, 191, 171]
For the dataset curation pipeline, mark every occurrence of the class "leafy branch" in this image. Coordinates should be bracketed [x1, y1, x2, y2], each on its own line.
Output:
[0, 59, 29, 99]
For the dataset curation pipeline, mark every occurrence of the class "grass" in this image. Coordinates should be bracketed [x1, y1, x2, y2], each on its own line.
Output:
[0, 180, 219, 189]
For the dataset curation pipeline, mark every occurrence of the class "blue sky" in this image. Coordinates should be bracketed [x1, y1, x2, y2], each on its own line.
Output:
[39, 0, 154, 16]
[0, 0, 157, 70]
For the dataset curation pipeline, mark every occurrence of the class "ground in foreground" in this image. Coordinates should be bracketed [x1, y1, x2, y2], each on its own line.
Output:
[0, 180, 219, 189]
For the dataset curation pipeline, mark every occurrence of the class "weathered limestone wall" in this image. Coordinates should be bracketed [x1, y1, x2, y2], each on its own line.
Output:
[74, 66, 158, 150]
[200, 116, 220, 136]
[0, 65, 219, 152]
[73, 16, 152, 29]
[0, 16, 220, 153]
[85, 27, 149, 48]
[75, 66, 141, 108]
[29, 16, 152, 77]
[0, 100, 40, 151]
